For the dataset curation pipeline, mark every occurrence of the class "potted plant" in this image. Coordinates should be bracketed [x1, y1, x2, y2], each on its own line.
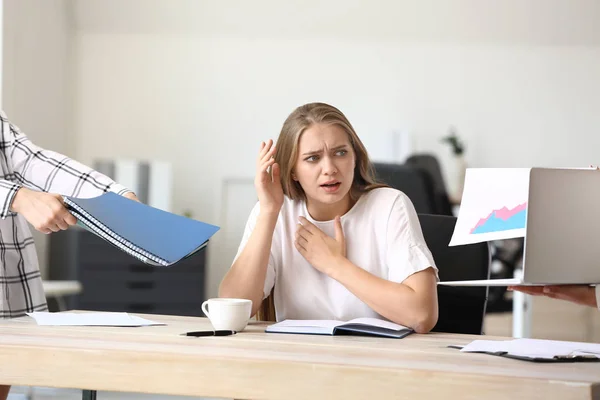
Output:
[441, 127, 467, 204]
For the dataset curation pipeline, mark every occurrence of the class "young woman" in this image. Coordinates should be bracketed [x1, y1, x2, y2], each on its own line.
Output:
[219, 103, 438, 333]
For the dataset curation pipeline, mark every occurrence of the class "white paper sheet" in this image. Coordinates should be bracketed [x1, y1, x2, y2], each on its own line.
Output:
[26, 312, 164, 327]
[459, 338, 600, 359]
[449, 168, 530, 246]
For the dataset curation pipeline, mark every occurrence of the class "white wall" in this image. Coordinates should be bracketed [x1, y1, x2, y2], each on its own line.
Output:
[3, 0, 72, 153]
[72, 0, 600, 45]
[2, 0, 73, 276]
[70, 1, 600, 298]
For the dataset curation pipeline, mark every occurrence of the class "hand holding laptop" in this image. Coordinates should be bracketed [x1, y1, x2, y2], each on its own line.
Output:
[508, 285, 598, 308]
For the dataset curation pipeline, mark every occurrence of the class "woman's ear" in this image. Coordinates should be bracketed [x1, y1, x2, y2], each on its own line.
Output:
[292, 173, 298, 181]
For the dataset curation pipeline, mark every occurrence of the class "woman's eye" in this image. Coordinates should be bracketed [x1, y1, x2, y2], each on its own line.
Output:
[336, 150, 347, 156]
[305, 155, 318, 162]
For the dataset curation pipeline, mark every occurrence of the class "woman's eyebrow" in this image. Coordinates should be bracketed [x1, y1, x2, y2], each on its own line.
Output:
[302, 145, 348, 156]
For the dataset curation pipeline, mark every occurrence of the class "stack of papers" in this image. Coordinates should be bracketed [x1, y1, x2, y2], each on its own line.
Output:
[26, 312, 164, 327]
[460, 338, 600, 360]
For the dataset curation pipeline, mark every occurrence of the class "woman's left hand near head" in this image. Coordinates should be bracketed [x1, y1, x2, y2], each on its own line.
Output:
[295, 216, 346, 275]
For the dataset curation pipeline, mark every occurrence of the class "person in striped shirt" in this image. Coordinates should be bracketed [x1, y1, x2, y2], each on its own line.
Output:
[0, 111, 137, 400]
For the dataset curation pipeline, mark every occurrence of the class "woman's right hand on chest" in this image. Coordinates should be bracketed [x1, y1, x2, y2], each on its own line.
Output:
[255, 139, 284, 215]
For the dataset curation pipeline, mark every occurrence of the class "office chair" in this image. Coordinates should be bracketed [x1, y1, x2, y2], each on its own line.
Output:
[404, 155, 514, 313]
[418, 214, 490, 334]
[372, 162, 437, 214]
[406, 153, 454, 216]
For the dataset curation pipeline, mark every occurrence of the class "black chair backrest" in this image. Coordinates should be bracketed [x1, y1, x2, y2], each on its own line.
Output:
[418, 214, 490, 335]
[406, 154, 454, 216]
[372, 162, 437, 214]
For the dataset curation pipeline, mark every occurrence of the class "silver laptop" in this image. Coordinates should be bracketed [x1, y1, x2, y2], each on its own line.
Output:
[439, 168, 600, 286]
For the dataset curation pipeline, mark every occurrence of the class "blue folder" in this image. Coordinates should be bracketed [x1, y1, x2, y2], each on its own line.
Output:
[63, 192, 220, 266]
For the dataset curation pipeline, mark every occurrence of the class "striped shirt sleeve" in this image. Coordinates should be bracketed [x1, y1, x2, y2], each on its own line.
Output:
[0, 179, 21, 218]
[0, 111, 132, 216]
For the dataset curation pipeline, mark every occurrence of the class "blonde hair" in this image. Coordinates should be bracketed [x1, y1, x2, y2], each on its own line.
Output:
[257, 103, 388, 322]
[274, 102, 387, 202]
[256, 290, 276, 322]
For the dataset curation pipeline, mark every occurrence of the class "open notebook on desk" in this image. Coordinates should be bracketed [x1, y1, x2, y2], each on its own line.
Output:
[63, 192, 220, 267]
[266, 318, 413, 339]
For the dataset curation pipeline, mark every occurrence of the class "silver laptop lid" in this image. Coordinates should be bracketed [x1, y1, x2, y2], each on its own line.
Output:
[523, 168, 600, 284]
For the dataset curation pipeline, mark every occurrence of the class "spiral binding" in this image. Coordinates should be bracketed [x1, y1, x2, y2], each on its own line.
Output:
[64, 198, 168, 266]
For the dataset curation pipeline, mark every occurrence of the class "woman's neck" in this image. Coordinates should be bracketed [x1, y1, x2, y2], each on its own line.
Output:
[306, 194, 354, 221]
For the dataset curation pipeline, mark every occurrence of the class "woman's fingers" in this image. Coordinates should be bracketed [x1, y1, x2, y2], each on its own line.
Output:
[258, 139, 274, 160]
[257, 159, 277, 187]
[256, 140, 281, 192]
[261, 145, 276, 164]
[271, 163, 281, 185]
[55, 218, 70, 231]
[294, 238, 307, 253]
[256, 141, 267, 164]
[260, 157, 276, 171]
[295, 233, 309, 247]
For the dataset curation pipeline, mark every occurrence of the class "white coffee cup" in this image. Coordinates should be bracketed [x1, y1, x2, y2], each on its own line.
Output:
[201, 298, 252, 332]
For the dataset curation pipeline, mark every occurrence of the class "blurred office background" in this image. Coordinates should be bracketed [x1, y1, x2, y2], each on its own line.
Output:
[2, 0, 600, 347]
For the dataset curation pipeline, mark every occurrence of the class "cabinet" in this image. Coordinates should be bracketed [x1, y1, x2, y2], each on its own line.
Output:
[48, 227, 206, 316]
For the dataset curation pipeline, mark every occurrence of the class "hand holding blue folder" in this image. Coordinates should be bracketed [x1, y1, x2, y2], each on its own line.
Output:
[63, 192, 220, 266]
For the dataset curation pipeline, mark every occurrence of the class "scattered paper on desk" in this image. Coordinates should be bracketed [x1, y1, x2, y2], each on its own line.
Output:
[460, 338, 600, 359]
[26, 312, 165, 327]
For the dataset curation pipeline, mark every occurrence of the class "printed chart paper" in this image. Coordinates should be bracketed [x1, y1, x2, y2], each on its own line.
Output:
[449, 168, 530, 246]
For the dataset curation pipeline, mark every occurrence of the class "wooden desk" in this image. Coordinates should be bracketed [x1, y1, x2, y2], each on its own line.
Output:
[0, 313, 598, 400]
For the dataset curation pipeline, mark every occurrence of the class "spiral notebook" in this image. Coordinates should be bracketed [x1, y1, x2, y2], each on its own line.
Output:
[63, 192, 220, 266]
